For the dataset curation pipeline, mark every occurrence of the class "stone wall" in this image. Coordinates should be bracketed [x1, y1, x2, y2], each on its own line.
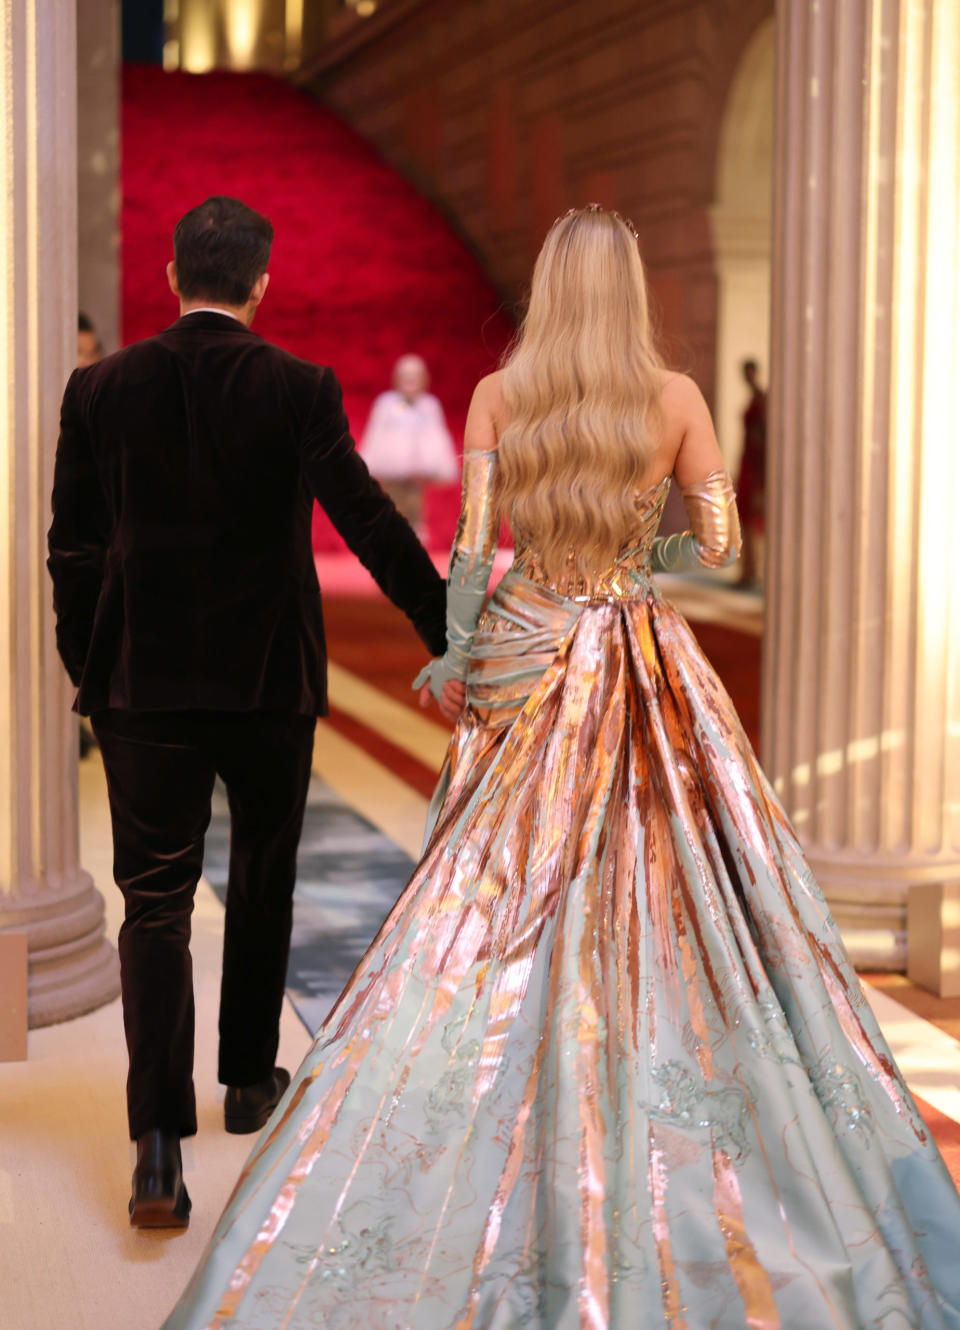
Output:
[298, 0, 774, 406]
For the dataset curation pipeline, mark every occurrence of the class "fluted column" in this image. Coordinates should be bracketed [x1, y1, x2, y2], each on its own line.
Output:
[0, 0, 120, 1024]
[763, 0, 960, 968]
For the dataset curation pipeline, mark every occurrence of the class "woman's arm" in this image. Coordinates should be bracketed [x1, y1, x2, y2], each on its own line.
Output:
[666, 374, 726, 488]
[301, 370, 447, 653]
[415, 375, 502, 717]
[651, 375, 742, 572]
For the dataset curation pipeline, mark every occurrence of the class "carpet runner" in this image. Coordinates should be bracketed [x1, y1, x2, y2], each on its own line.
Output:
[204, 776, 415, 1035]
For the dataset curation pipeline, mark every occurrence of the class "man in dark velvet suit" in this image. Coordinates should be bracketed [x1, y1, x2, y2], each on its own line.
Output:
[47, 197, 448, 1228]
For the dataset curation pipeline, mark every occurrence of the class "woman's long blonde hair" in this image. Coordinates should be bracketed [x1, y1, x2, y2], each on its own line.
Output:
[498, 206, 664, 579]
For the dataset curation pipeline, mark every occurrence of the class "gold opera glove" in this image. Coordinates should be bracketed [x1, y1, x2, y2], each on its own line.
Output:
[413, 448, 500, 701]
[683, 467, 742, 567]
[649, 468, 742, 572]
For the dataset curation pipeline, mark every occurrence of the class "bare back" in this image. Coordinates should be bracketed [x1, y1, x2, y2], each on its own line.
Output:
[463, 368, 726, 495]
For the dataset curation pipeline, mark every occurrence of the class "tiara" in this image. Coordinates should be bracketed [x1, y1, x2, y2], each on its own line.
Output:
[552, 202, 639, 240]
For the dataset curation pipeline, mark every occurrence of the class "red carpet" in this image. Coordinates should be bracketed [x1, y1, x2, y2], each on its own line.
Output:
[121, 65, 514, 550]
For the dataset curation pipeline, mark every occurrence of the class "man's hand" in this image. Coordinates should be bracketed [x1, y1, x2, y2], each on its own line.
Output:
[440, 679, 466, 720]
[419, 677, 466, 723]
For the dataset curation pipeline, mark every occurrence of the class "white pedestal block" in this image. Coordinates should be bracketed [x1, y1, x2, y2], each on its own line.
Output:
[907, 883, 960, 999]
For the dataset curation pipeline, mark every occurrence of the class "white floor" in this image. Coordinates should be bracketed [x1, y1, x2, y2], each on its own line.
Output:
[0, 712, 434, 1330]
[0, 753, 312, 1330]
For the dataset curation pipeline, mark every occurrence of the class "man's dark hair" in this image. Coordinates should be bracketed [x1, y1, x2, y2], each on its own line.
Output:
[742, 358, 758, 374]
[78, 311, 95, 333]
[173, 196, 274, 306]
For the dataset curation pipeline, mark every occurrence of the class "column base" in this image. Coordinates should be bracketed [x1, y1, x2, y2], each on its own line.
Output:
[0, 873, 120, 1028]
[803, 849, 960, 972]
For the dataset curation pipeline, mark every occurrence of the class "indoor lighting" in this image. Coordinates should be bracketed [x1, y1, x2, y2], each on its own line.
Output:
[786, 730, 906, 791]
[226, 0, 262, 68]
[180, 1, 216, 73]
[285, 0, 304, 68]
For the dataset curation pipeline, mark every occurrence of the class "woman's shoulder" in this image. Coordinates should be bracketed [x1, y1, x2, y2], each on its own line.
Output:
[657, 370, 711, 438]
[473, 369, 505, 406]
[464, 371, 506, 452]
[657, 369, 706, 411]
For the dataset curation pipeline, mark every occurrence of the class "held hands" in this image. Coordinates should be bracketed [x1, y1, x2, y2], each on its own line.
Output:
[411, 445, 498, 727]
[418, 676, 466, 722]
[412, 657, 467, 722]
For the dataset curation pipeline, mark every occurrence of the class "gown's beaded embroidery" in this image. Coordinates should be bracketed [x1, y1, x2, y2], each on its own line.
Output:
[811, 1060, 875, 1142]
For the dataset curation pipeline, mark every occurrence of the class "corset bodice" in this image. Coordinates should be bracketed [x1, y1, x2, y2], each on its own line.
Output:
[510, 475, 671, 600]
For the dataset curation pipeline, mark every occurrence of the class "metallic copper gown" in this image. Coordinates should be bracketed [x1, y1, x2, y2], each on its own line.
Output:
[164, 473, 960, 1330]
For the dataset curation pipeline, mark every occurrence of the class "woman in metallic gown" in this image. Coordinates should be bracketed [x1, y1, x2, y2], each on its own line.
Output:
[163, 208, 960, 1330]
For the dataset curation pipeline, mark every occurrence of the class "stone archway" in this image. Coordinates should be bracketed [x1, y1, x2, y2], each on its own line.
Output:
[709, 17, 774, 477]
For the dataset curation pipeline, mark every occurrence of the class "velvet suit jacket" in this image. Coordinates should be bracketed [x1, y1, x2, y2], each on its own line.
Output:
[47, 312, 448, 716]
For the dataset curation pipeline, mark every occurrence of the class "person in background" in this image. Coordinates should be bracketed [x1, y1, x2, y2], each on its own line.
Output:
[360, 353, 459, 541]
[77, 311, 104, 368]
[736, 357, 767, 587]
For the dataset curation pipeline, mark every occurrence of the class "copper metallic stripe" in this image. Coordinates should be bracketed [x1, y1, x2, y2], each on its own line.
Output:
[414, 952, 539, 1315]
[577, 833, 612, 1329]
[209, 861, 483, 1321]
[207, 1048, 370, 1326]
[670, 878, 716, 1083]
[648, 1123, 689, 1329]
[711, 1146, 780, 1328]
[454, 1041, 548, 1329]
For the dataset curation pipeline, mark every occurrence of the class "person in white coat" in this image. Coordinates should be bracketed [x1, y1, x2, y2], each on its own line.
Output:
[360, 354, 459, 539]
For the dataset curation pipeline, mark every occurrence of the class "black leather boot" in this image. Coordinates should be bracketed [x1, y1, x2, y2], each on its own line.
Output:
[224, 1067, 291, 1134]
[129, 1129, 191, 1228]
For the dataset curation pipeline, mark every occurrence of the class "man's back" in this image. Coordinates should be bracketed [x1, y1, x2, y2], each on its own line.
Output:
[47, 194, 447, 1229]
[49, 312, 447, 716]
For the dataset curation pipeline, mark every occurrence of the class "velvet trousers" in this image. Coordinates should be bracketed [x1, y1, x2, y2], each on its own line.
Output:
[92, 709, 316, 1140]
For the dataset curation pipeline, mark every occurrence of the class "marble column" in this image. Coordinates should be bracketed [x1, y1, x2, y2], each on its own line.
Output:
[0, 0, 120, 1025]
[763, 0, 960, 968]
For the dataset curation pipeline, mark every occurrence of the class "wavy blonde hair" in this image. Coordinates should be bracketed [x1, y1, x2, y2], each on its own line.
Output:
[498, 207, 664, 579]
